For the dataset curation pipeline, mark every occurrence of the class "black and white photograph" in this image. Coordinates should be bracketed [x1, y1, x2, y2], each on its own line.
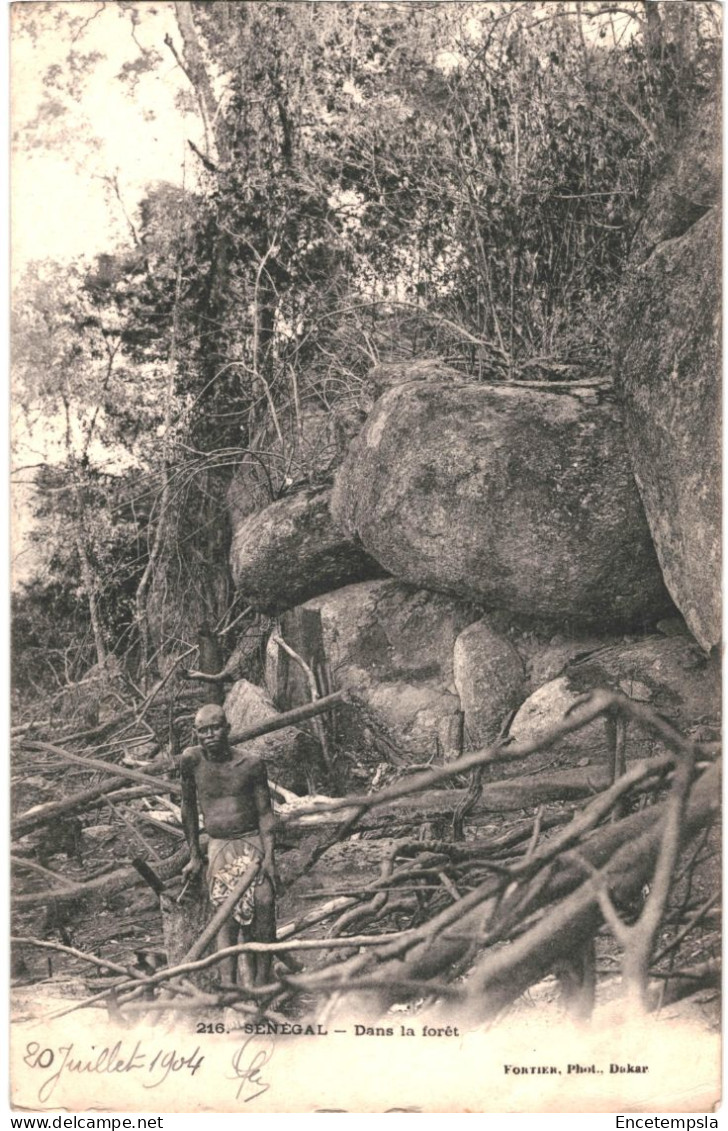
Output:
[9, 0, 722, 1114]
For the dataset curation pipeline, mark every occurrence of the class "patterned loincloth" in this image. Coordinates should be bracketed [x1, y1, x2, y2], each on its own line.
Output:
[207, 835, 264, 927]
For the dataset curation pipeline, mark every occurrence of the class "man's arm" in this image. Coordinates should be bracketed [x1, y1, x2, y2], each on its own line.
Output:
[253, 761, 276, 884]
[180, 749, 203, 878]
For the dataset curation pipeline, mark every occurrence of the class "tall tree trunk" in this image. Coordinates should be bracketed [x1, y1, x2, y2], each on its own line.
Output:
[62, 394, 107, 669]
[170, 1, 229, 165]
[74, 524, 107, 667]
[134, 264, 182, 684]
[196, 623, 224, 706]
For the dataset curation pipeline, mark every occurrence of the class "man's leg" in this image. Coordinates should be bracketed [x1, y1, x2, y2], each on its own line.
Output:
[252, 876, 276, 985]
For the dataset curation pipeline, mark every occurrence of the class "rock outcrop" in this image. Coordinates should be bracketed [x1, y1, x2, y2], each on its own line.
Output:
[509, 634, 721, 772]
[629, 95, 720, 264]
[266, 579, 480, 762]
[614, 99, 721, 651]
[332, 378, 674, 627]
[230, 487, 387, 614]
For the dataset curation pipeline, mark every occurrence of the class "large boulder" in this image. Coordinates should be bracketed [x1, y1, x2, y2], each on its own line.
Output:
[614, 208, 720, 651]
[266, 579, 480, 763]
[332, 379, 674, 628]
[223, 678, 323, 794]
[509, 634, 721, 774]
[230, 487, 387, 614]
[453, 618, 526, 746]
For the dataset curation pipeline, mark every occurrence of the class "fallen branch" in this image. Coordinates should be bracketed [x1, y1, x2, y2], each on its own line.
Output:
[13, 784, 152, 838]
[277, 896, 360, 940]
[12, 719, 53, 736]
[229, 690, 346, 745]
[281, 688, 703, 824]
[13, 846, 189, 909]
[16, 773, 595, 908]
[34, 931, 418, 1010]
[179, 670, 234, 684]
[10, 855, 78, 888]
[307, 762, 718, 1022]
[653, 959, 720, 1009]
[14, 686, 717, 1029]
[460, 761, 719, 1024]
[651, 893, 720, 966]
[105, 795, 161, 861]
[30, 752, 716, 1023]
[280, 973, 461, 1002]
[8, 761, 679, 913]
[136, 812, 185, 839]
[621, 737, 697, 1009]
[280, 767, 639, 834]
[11, 936, 144, 979]
[507, 755, 673, 878]
[20, 740, 183, 796]
[575, 737, 698, 1013]
[18, 693, 347, 805]
[54, 708, 136, 746]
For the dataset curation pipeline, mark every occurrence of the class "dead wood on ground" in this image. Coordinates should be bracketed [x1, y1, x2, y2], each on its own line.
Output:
[11, 684, 720, 1031]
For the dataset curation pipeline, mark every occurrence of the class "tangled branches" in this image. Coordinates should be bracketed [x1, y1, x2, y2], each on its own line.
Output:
[11, 688, 720, 1031]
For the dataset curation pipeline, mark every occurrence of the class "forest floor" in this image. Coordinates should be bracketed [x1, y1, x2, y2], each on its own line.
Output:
[9, 679, 722, 1040]
[10, 752, 721, 1034]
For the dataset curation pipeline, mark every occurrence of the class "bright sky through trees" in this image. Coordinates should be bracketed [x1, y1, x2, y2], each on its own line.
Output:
[11, 1, 196, 275]
[11, 2, 202, 584]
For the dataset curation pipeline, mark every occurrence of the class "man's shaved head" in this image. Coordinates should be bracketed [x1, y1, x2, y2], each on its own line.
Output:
[194, 703, 227, 730]
[194, 703, 230, 760]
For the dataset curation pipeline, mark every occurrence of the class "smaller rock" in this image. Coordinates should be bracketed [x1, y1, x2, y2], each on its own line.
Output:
[224, 679, 323, 794]
[124, 740, 159, 761]
[453, 618, 526, 746]
[619, 678, 652, 702]
[510, 635, 721, 772]
[230, 487, 387, 614]
[656, 616, 691, 638]
[83, 825, 117, 845]
[522, 633, 625, 692]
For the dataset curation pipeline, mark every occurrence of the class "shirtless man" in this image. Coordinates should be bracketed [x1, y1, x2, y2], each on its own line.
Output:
[180, 703, 276, 987]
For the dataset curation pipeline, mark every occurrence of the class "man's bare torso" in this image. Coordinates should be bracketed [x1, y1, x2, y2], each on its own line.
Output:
[182, 746, 268, 839]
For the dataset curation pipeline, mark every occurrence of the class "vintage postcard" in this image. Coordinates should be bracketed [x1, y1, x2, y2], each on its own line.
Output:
[10, 0, 721, 1115]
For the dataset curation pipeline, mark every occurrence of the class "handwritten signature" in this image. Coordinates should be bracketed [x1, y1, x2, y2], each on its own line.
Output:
[229, 1035, 274, 1104]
